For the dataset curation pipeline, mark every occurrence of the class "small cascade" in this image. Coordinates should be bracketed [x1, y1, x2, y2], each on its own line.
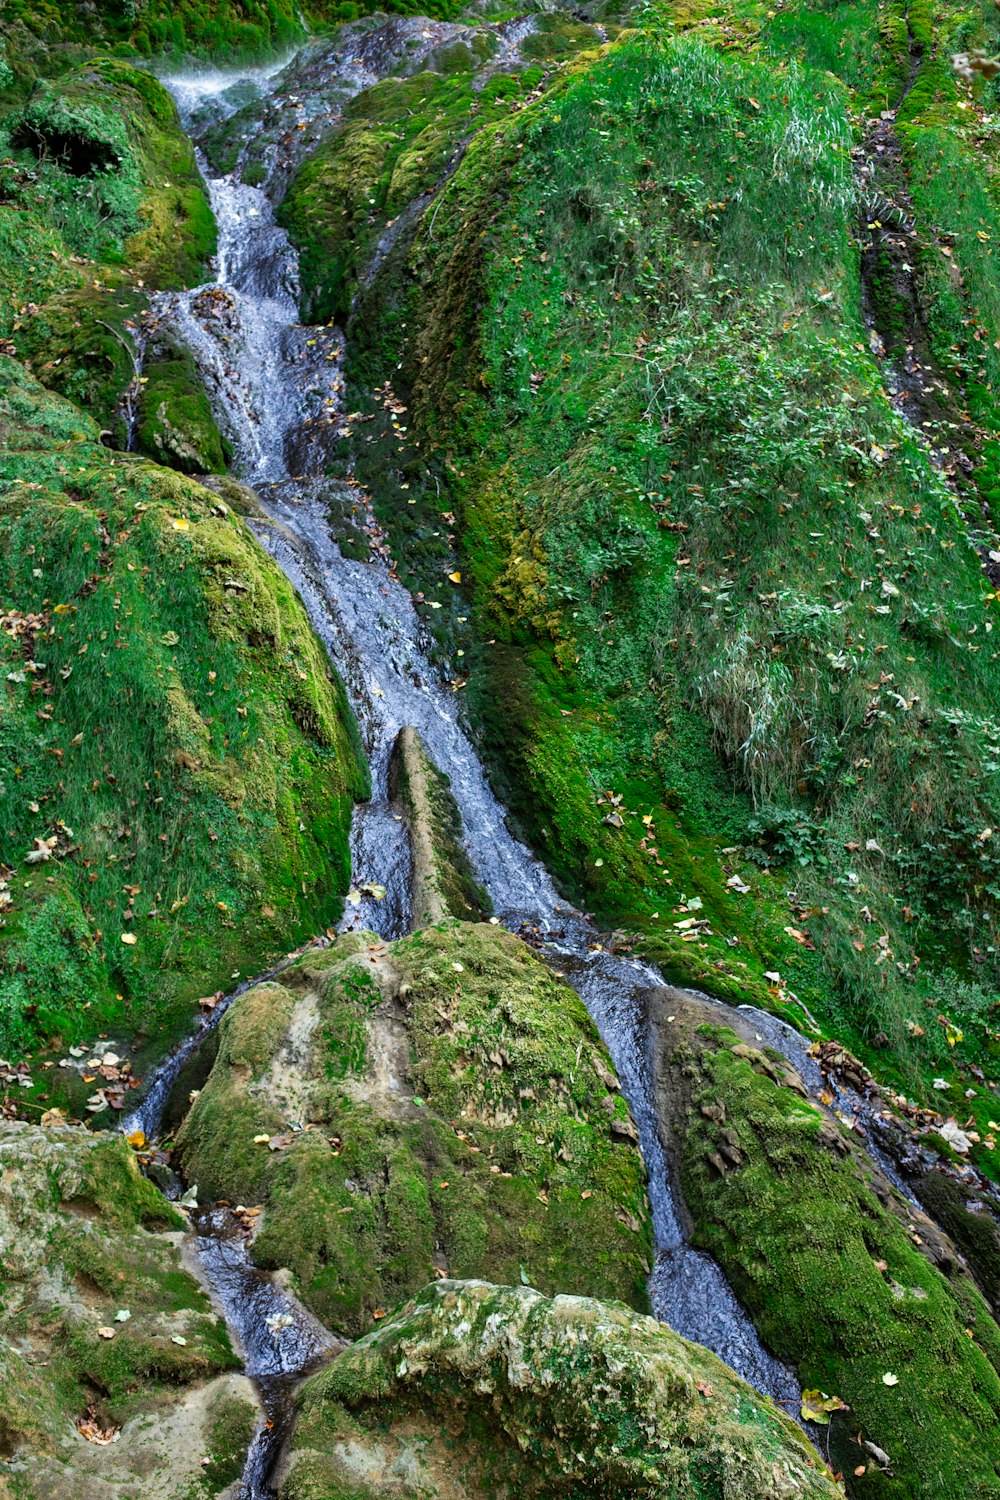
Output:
[192, 1208, 338, 1500]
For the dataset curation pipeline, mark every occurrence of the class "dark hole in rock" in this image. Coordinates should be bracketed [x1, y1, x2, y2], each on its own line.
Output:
[10, 123, 120, 176]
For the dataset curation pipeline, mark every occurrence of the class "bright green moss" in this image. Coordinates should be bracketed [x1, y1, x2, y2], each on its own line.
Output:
[346, 27, 1000, 1112]
[279, 64, 550, 325]
[0, 359, 367, 1055]
[0, 56, 215, 438]
[136, 341, 230, 475]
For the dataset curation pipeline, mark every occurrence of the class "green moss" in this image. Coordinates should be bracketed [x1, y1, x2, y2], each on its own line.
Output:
[200, 1389, 258, 1492]
[279, 63, 553, 325]
[0, 56, 215, 439]
[656, 1006, 1000, 1499]
[176, 923, 653, 1339]
[0, 1120, 236, 1455]
[0, 358, 367, 1056]
[136, 341, 229, 475]
[346, 24, 1000, 1111]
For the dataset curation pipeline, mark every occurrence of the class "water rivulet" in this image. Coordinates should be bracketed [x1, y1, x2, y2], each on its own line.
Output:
[141, 37, 818, 1492]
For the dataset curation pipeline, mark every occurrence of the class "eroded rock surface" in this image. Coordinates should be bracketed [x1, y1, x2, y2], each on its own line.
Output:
[0, 1121, 256, 1500]
[276, 1279, 840, 1500]
[175, 922, 652, 1337]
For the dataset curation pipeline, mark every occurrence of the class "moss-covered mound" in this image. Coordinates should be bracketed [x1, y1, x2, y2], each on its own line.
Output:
[277, 36, 601, 325]
[0, 358, 367, 1056]
[135, 337, 230, 476]
[278, 1279, 840, 1500]
[0, 1119, 257, 1499]
[0, 56, 215, 442]
[175, 921, 652, 1338]
[340, 20, 1000, 1119]
[649, 991, 1000, 1499]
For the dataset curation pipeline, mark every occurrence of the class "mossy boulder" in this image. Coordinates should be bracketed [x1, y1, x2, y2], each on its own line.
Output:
[388, 726, 490, 924]
[277, 1279, 840, 1500]
[135, 337, 229, 476]
[344, 23, 1000, 1105]
[0, 357, 368, 1056]
[0, 1119, 258, 1498]
[175, 922, 652, 1338]
[648, 990, 1000, 1499]
[277, 60, 556, 325]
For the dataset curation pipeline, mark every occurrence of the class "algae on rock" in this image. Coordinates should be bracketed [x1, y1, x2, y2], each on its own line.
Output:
[277, 1279, 840, 1500]
[175, 922, 652, 1338]
[0, 357, 368, 1056]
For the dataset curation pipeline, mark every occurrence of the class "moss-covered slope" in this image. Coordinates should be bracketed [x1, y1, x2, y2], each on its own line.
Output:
[0, 358, 367, 1056]
[340, 22, 1000, 1127]
[279, 1279, 840, 1500]
[650, 992, 1000, 1499]
[175, 922, 652, 1337]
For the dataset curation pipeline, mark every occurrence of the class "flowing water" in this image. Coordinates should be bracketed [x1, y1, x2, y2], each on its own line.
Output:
[140, 37, 822, 1491]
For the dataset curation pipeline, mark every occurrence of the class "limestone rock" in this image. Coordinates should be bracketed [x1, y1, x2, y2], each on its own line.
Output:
[174, 922, 652, 1337]
[0, 1121, 256, 1498]
[388, 725, 492, 925]
[276, 1279, 840, 1500]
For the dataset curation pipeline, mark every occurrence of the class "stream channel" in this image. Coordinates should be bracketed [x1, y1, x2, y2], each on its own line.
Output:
[121, 26, 887, 1493]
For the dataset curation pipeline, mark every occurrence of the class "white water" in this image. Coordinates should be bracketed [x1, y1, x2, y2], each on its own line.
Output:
[143, 42, 818, 1491]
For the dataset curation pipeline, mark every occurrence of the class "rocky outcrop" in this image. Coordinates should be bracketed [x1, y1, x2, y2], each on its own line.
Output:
[0, 1121, 257, 1499]
[647, 989, 1000, 1499]
[276, 1279, 840, 1500]
[388, 726, 491, 924]
[2, 57, 216, 441]
[174, 922, 652, 1337]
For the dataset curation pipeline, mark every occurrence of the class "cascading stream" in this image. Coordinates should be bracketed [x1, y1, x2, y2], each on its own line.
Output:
[136, 39, 829, 1492]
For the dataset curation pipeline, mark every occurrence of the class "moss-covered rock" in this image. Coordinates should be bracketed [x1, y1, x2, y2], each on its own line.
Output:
[277, 1279, 840, 1500]
[135, 337, 229, 475]
[0, 1119, 259, 1498]
[0, 56, 215, 441]
[277, 54, 579, 325]
[388, 726, 490, 924]
[648, 990, 1000, 1499]
[175, 922, 652, 1338]
[0, 357, 368, 1055]
[342, 21, 1000, 1111]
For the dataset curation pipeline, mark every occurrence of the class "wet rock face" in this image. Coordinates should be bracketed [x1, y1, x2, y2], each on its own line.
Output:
[174, 922, 652, 1338]
[646, 991, 1000, 1499]
[388, 726, 492, 925]
[276, 1279, 840, 1500]
[0, 1121, 257, 1499]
